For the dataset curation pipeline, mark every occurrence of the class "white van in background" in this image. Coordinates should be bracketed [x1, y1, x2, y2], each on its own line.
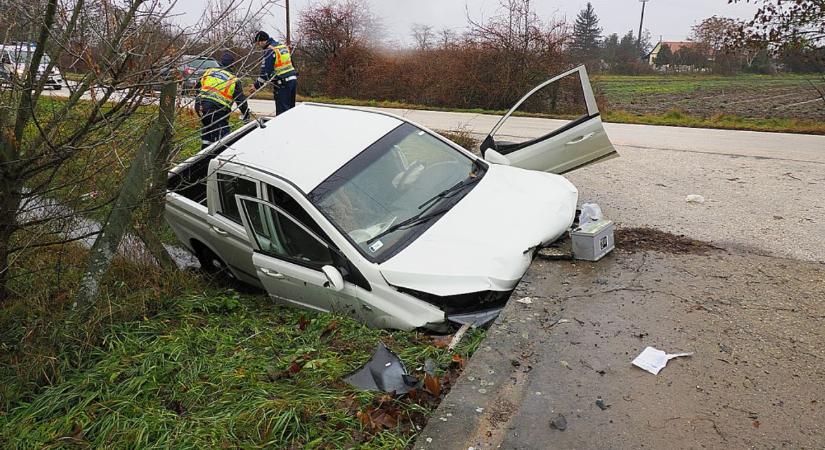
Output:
[0, 43, 65, 89]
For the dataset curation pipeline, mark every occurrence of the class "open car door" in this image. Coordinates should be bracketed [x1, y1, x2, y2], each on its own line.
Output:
[480, 66, 617, 174]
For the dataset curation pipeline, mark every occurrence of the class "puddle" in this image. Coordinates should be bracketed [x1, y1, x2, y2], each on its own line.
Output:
[18, 193, 199, 269]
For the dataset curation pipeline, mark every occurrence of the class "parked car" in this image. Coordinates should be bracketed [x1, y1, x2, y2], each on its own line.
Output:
[0, 43, 65, 89]
[165, 66, 617, 331]
[156, 55, 220, 93]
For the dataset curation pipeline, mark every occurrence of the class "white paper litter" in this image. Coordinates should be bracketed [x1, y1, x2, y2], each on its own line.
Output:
[685, 194, 705, 204]
[632, 346, 694, 375]
[515, 297, 533, 305]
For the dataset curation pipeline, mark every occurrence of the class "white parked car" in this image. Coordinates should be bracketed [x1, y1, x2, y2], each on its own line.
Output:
[165, 66, 616, 331]
[0, 43, 65, 89]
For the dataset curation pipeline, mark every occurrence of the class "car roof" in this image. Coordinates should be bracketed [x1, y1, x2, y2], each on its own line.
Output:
[219, 103, 403, 193]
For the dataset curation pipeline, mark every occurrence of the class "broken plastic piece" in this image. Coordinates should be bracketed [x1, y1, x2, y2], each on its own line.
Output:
[632, 346, 694, 375]
[448, 308, 501, 328]
[345, 342, 415, 393]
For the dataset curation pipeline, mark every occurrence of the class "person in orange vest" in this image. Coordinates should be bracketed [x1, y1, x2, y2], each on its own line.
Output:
[194, 52, 250, 149]
[253, 31, 298, 115]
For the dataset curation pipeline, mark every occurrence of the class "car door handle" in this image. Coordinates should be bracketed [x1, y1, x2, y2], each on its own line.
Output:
[566, 132, 596, 145]
[260, 268, 284, 279]
[210, 225, 229, 236]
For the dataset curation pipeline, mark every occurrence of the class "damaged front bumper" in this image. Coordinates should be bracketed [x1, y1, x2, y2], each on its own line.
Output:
[400, 287, 513, 330]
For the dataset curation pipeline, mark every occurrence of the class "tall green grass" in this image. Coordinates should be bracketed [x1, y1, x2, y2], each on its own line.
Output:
[1, 287, 484, 448]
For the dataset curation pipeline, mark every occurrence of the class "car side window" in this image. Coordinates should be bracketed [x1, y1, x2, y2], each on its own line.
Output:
[240, 199, 334, 269]
[217, 173, 258, 223]
[267, 184, 331, 242]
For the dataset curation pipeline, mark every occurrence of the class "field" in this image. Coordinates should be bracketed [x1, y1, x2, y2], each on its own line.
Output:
[594, 74, 825, 122]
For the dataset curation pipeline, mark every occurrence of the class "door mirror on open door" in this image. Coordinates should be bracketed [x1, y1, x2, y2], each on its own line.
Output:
[322, 265, 345, 292]
[480, 65, 617, 174]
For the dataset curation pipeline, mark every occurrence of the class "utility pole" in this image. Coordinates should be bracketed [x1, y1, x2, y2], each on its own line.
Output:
[637, 0, 650, 55]
[285, 0, 291, 46]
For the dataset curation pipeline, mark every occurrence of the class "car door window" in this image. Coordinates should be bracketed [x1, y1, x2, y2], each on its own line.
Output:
[267, 184, 331, 241]
[216, 173, 258, 223]
[489, 71, 591, 155]
[240, 198, 334, 269]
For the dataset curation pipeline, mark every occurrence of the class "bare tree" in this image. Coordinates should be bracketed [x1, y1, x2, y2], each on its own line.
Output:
[411, 24, 434, 51]
[0, 0, 275, 302]
[464, 0, 569, 106]
[438, 28, 457, 49]
[295, 0, 380, 96]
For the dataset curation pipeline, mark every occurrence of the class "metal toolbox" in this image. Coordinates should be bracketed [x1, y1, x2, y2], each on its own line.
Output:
[571, 219, 615, 261]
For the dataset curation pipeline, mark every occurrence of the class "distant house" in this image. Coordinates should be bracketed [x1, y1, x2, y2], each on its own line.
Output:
[647, 41, 700, 65]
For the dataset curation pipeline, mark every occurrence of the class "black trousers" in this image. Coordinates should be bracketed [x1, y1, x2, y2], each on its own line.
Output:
[200, 102, 231, 149]
[274, 78, 297, 115]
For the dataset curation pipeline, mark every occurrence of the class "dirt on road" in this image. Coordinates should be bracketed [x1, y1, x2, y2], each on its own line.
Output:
[416, 228, 825, 449]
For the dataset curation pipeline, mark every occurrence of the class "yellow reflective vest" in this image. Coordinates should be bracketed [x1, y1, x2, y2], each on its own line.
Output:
[269, 43, 296, 77]
[198, 68, 237, 108]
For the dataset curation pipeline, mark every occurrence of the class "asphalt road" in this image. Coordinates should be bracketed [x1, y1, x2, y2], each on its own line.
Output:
[417, 243, 825, 449]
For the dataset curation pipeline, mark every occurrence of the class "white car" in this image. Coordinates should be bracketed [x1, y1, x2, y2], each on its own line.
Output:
[165, 66, 616, 331]
[0, 43, 65, 89]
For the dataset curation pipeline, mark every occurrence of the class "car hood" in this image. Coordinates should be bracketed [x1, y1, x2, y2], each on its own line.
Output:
[379, 164, 578, 296]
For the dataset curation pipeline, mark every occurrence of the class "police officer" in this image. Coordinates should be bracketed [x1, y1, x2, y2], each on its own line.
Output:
[195, 52, 250, 149]
[253, 31, 298, 115]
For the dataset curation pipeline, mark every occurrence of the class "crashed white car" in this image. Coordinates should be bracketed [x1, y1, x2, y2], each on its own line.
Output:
[165, 66, 616, 331]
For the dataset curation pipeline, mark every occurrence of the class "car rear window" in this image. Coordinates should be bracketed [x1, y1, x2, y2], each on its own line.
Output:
[189, 58, 220, 69]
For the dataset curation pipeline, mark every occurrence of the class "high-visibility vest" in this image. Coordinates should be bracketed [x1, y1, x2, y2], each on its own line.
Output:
[269, 43, 296, 77]
[198, 68, 237, 108]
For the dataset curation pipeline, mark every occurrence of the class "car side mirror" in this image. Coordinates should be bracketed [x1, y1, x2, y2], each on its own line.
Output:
[484, 149, 511, 166]
[322, 265, 344, 292]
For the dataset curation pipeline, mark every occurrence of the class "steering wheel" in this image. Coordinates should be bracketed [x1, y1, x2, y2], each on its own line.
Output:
[393, 161, 425, 189]
[373, 215, 398, 236]
[348, 216, 398, 244]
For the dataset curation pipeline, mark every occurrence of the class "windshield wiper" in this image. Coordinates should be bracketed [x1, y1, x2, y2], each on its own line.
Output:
[418, 173, 482, 211]
[366, 160, 485, 247]
[366, 208, 449, 245]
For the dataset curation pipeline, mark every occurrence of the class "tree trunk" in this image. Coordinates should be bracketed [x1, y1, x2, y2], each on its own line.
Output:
[0, 184, 21, 302]
[74, 82, 177, 311]
[0, 102, 22, 303]
[135, 81, 179, 270]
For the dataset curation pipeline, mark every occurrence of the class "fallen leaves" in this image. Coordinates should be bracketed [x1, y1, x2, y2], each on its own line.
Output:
[356, 395, 402, 433]
[297, 315, 310, 331]
[423, 372, 442, 397]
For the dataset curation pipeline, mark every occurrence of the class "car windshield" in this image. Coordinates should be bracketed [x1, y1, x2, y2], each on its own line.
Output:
[310, 123, 485, 262]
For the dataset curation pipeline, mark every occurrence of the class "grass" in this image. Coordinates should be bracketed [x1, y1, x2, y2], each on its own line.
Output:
[0, 288, 484, 448]
[0, 242, 485, 448]
[603, 109, 825, 134]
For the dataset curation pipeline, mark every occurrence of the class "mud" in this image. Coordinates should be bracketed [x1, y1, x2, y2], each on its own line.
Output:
[615, 227, 720, 255]
[416, 239, 825, 449]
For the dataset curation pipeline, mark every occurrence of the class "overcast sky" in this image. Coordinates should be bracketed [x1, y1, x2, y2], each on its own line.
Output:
[178, 0, 759, 45]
